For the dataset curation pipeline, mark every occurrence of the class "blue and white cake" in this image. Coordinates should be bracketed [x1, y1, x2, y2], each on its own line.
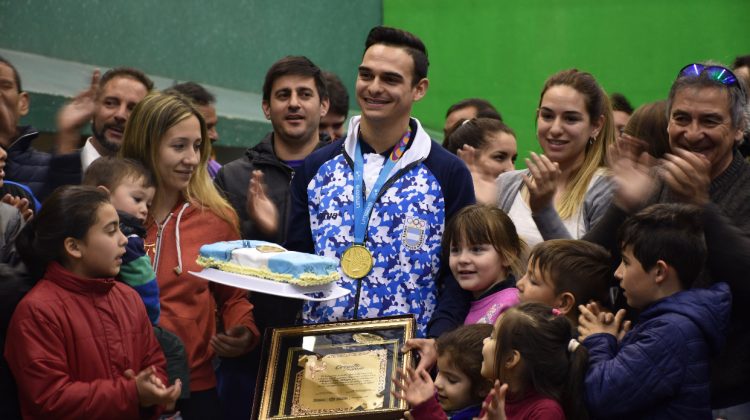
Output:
[197, 240, 339, 286]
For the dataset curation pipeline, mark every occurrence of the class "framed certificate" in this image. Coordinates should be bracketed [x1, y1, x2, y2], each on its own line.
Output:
[252, 315, 416, 419]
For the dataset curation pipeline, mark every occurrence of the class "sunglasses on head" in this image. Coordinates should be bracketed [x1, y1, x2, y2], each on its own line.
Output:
[678, 63, 740, 87]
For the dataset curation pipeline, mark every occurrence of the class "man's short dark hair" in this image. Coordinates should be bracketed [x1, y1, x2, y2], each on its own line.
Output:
[322, 72, 349, 117]
[166, 82, 215, 106]
[82, 156, 155, 191]
[445, 98, 502, 121]
[262, 56, 328, 102]
[610, 92, 634, 114]
[732, 54, 750, 70]
[0, 55, 22, 92]
[618, 203, 706, 289]
[99, 67, 154, 92]
[364, 26, 429, 85]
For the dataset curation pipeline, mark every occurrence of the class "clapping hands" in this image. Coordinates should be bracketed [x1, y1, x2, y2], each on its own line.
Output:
[578, 302, 631, 342]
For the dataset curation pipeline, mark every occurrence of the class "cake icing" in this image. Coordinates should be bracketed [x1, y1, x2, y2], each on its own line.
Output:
[197, 240, 339, 286]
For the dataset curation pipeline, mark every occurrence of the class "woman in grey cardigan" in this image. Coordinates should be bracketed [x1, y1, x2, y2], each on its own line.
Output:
[495, 69, 616, 248]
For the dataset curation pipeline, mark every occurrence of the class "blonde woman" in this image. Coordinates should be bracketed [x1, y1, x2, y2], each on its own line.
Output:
[496, 69, 616, 248]
[120, 92, 258, 417]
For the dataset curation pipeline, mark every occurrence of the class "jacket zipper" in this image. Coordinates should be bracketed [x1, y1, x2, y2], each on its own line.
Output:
[345, 146, 422, 319]
[152, 213, 173, 273]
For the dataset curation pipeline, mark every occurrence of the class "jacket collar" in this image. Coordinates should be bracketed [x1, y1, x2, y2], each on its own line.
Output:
[7, 126, 39, 152]
[247, 132, 330, 167]
[343, 116, 431, 179]
[45, 261, 115, 295]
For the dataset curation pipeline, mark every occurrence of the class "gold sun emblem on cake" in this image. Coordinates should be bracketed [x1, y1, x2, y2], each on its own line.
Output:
[256, 245, 285, 253]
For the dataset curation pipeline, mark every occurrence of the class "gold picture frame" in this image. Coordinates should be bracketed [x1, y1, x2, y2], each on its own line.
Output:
[252, 315, 416, 420]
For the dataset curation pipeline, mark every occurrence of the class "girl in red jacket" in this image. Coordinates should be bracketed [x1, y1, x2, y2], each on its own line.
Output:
[5, 186, 181, 419]
[120, 92, 259, 418]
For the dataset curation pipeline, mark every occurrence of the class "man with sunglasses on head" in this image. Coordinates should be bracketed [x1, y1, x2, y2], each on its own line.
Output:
[584, 62, 750, 416]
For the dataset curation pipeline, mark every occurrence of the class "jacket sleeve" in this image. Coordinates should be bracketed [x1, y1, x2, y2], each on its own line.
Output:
[582, 321, 687, 418]
[284, 157, 315, 253]
[533, 173, 614, 240]
[703, 202, 750, 303]
[4, 302, 141, 419]
[118, 235, 161, 325]
[427, 156, 474, 337]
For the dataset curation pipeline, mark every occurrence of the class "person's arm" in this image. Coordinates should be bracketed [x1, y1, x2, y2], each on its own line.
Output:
[702, 202, 750, 302]
[582, 320, 686, 418]
[284, 157, 315, 253]
[427, 153, 474, 337]
[118, 235, 161, 325]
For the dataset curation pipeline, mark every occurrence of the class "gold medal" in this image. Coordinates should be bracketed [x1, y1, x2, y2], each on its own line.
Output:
[341, 244, 373, 279]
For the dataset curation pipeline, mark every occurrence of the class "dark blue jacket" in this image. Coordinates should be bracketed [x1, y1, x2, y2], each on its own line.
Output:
[5, 126, 82, 200]
[583, 282, 731, 419]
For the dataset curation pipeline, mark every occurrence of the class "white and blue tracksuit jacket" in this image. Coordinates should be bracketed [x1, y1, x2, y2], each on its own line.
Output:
[286, 116, 475, 337]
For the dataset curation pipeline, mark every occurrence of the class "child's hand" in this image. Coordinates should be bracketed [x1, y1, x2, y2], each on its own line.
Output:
[578, 304, 627, 341]
[126, 365, 182, 408]
[391, 367, 435, 408]
[401, 338, 437, 371]
[211, 326, 254, 357]
[479, 380, 508, 420]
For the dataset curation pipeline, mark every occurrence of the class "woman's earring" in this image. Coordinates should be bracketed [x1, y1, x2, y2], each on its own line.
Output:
[588, 136, 595, 146]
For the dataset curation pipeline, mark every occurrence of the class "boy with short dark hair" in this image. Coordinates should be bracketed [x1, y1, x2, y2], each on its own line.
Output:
[579, 203, 731, 419]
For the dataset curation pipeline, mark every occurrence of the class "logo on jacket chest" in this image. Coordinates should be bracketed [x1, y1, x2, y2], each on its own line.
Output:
[321, 210, 340, 221]
[401, 217, 427, 250]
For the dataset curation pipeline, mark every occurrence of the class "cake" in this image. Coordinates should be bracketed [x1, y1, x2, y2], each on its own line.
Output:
[197, 240, 339, 286]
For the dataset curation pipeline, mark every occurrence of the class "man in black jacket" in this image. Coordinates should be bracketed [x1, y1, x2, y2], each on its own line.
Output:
[212, 56, 329, 420]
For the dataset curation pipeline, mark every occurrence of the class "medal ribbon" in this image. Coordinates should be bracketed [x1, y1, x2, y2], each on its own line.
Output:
[352, 127, 413, 243]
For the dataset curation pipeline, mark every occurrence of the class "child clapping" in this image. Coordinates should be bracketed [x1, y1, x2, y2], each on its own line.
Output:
[393, 324, 493, 420]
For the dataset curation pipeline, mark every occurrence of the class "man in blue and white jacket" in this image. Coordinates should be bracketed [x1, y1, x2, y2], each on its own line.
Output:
[286, 26, 475, 338]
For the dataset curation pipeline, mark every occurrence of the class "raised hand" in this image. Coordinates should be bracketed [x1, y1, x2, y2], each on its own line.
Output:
[479, 380, 508, 420]
[659, 148, 711, 206]
[609, 134, 658, 213]
[457, 144, 498, 204]
[210, 325, 254, 357]
[56, 69, 100, 153]
[521, 152, 560, 213]
[391, 367, 435, 408]
[401, 338, 437, 371]
[246, 170, 279, 236]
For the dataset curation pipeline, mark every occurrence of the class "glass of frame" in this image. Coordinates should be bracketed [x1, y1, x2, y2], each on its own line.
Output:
[252, 315, 416, 420]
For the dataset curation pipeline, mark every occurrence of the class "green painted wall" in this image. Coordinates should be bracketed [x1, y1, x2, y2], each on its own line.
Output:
[384, 0, 750, 162]
[0, 0, 382, 149]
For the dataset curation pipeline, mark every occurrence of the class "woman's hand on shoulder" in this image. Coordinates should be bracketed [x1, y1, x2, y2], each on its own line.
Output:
[522, 152, 560, 213]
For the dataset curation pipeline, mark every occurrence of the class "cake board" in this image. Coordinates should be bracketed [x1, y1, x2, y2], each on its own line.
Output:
[189, 268, 350, 302]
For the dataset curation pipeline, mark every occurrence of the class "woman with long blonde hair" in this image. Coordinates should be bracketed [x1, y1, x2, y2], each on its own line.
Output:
[496, 69, 616, 248]
[120, 91, 258, 417]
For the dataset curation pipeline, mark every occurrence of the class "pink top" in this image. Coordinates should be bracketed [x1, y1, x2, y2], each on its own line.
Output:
[464, 287, 520, 325]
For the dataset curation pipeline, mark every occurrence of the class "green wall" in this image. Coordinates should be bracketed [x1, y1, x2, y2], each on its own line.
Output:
[384, 0, 750, 161]
[0, 0, 382, 148]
